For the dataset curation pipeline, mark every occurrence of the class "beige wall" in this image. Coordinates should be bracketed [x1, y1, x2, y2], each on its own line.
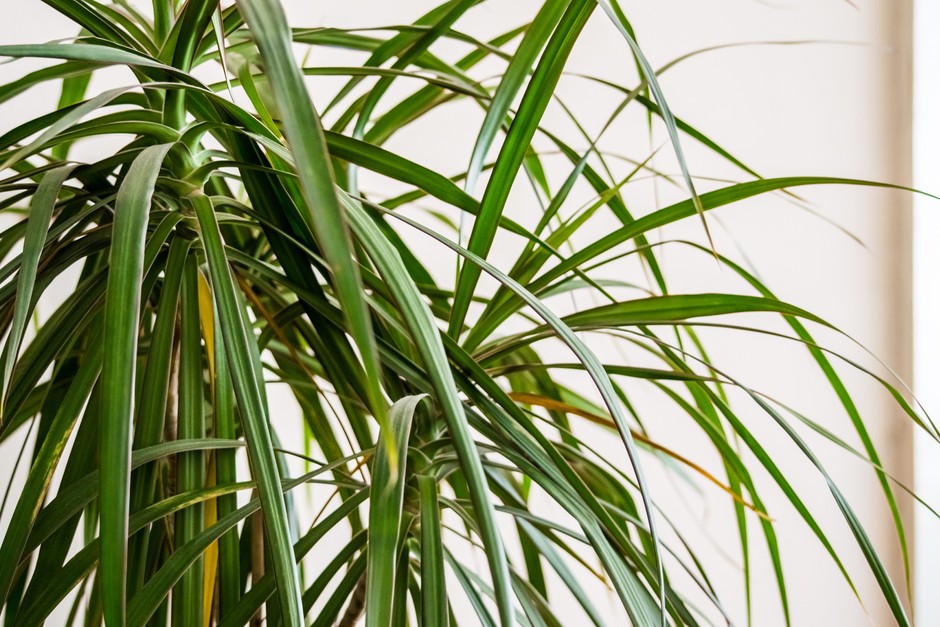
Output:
[0, 1, 920, 625]
[586, 1, 916, 624]
[609, 1, 915, 625]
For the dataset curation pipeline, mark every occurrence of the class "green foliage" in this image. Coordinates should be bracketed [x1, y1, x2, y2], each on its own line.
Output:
[0, 1, 927, 625]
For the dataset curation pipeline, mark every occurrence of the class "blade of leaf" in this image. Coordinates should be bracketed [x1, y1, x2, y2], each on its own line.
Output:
[234, 0, 389, 435]
[0, 164, 76, 421]
[465, 0, 566, 193]
[99, 142, 173, 627]
[596, 0, 713, 252]
[366, 395, 422, 627]
[172, 254, 206, 627]
[419, 474, 448, 627]
[192, 194, 304, 627]
[449, 0, 594, 337]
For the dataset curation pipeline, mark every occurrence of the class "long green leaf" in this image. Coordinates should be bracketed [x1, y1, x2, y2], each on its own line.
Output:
[366, 395, 422, 627]
[465, 0, 566, 192]
[99, 142, 173, 627]
[234, 0, 389, 433]
[419, 474, 449, 627]
[595, 0, 711, 249]
[172, 254, 206, 627]
[0, 164, 76, 419]
[449, 0, 594, 336]
[192, 194, 304, 626]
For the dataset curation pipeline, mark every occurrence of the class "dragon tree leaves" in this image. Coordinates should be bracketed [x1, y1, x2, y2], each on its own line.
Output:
[0, 2, 926, 626]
